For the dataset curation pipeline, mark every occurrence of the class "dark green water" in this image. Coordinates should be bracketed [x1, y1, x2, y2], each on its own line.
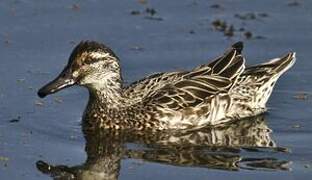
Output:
[0, 0, 311, 179]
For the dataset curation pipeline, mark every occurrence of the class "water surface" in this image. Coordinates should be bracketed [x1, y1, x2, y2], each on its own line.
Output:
[0, 0, 311, 179]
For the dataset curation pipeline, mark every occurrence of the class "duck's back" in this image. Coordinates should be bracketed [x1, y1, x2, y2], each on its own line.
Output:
[123, 43, 295, 129]
[124, 71, 185, 104]
[124, 42, 244, 105]
[123, 45, 245, 129]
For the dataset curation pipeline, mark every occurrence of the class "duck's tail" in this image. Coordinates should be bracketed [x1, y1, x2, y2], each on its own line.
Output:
[242, 52, 296, 78]
[230, 52, 296, 116]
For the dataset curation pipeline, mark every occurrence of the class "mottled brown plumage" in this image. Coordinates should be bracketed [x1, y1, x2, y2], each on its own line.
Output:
[38, 41, 295, 131]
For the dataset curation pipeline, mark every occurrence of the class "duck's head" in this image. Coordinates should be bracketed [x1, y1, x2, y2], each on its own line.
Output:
[38, 41, 122, 98]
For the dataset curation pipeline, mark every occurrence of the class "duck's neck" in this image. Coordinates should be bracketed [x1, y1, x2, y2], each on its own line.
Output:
[87, 80, 126, 109]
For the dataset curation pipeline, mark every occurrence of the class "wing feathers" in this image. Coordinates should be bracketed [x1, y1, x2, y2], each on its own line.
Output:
[145, 42, 246, 110]
[219, 55, 245, 79]
[242, 52, 295, 77]
[196, 76, 232, 89]
[211, 50, 237, 74]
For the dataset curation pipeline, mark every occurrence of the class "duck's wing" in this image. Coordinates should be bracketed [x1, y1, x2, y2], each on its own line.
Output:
[143, 49, 245, 110]
[191, 41, 243, 72]
[124, 42, 244, 103]
[124, 71, 185, 103]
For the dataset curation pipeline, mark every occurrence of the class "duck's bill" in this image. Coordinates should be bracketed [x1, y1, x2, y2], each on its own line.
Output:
[37, 75, 75, 98]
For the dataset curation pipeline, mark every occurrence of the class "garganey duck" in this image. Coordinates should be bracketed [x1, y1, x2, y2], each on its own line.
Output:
[38, 41, 296, 130]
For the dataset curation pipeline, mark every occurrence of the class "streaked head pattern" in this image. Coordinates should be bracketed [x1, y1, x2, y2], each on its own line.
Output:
[38, 41, 122, 98]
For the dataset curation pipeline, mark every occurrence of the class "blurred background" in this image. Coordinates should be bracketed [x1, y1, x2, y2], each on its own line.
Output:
[0, 0, 311, 179]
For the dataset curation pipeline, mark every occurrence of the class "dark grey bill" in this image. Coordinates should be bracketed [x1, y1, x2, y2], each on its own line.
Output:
[37, 71, 75, 98]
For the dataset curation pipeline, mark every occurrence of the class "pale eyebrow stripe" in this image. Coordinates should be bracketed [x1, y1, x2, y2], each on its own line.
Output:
[89, 52, 110, 59]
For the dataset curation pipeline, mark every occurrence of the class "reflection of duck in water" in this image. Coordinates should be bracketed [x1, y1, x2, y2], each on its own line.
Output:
[37, 41, 295, 130]
[37, 115, 291, 180]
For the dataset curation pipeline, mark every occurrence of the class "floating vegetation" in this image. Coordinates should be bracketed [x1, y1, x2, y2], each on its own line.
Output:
[0, 156, 9, 162]
[130, 10, 141, 15]
[255, 35, 266, 39]
[16, 78, 25, 83]
[293, 92, 309, 100]
[287, 1, 301, 6]
[211, 20, 239, 38]
[69, 40, 76, 45]
[130, 7, 163, 21]
[235, 13, 256, 20]
[145, 8, 157, 16]
[224, 25, 235, 37]
[144, 16, 163, 21]
[71, 4, 80, 11]
[212, 19, 227, 32]
[137, 0, 147, 5]
[129, 45, 144, 51]
[210, 9, 270, 39]
[189, 30, 195, 34]
[210, 4, 222, 9]
[54, 96, 63, 104]
[211, 14, 268, 39]
[234, 12, 269, 20]
[9, 116, 21, 123]
[258, 13, 269, 18]
[2, 32, 11, 46]
[35, 100, 44, 107]
[238, 27, 245, 31]
[292, 124, 301, 129]
[4, 40, 10, 45]
[244, 31, 253, 39]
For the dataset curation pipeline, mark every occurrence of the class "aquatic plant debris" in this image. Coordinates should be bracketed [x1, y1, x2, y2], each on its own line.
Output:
[210, 4, 222, 9]
[189, 30, 195, 34]
[211, 20, 237, 38]
[9, 116, 21, 123]
[292, 124, 301, 128]
[35, 100, 44, 107]
[71, 4, 80, 11]
[138, 0, 147, 5]
[130, 10, 141, 15]
[129, 45, 144, 51]
[2, 32, 11, 45]
[54, 97, 63, 104]
[130, 7, 163, 21]
[224, 25, 235, 37]
[244, 31, 253, 39]
[145, 8, 156, 16]
[16, 78, 25, 83]
[235, 13, 256, 20]
[234, 12, 269, 20]
[211, 18, 266, 39]
[0, 156, 9, 162]
[288, 1, 301, 6]
[211, 19, 227, 31]
[293, 92, 309, 100]
[211, 9, 270, 39]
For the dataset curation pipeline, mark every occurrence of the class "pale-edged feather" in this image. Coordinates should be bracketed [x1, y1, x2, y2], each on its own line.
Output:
[125, 42, 245, 108]
[144, 49, 245, 110]
[242, 52, 295, 77]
